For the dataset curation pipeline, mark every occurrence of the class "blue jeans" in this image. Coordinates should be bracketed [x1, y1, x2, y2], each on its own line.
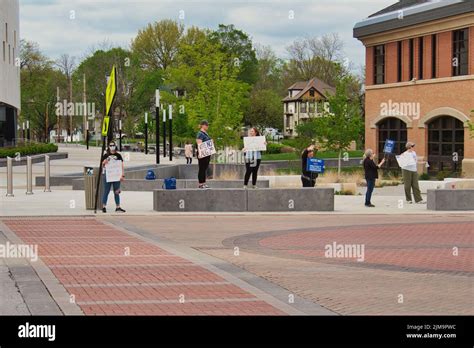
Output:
[365, 179, 376, 205]
[102, 180, 121, 206]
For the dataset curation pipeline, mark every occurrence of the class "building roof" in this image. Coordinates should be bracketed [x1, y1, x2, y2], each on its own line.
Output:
[353, 0, 473, 39]
[369, 0, 430, 18]
[282, 78, 335, 102]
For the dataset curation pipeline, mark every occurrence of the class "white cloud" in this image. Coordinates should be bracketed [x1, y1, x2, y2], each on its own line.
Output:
[19, 0, 395, 66]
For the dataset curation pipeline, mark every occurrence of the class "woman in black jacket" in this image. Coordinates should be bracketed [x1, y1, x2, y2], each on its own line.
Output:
[301, 145, 318, 187]
[363, 149, 385, 207]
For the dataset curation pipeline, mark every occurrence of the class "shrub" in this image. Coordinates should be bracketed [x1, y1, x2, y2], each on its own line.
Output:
[436, 170, 452, 181]
[0, 143, 58, 158]
[419, 173, 430, 180]
[266, 143, 284, 154]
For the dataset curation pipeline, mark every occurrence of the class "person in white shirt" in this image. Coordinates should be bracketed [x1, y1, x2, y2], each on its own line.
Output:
[402, 142, 425, 204]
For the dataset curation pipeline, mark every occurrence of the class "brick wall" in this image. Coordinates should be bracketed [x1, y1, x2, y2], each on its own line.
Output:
[423, 35, 432, 80]
[385, 42, 398, 84]
[366, 46, 374, 86]
[437, 31, 452, 78]
[470, 26, 474, 75]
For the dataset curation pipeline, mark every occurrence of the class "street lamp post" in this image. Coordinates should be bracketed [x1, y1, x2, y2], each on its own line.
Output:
[163, 107, 167, 158]
[119, 118, 123, 151]
[155, 90, 160, 164]
[169, 105, 173, 161]
[144, 112, 148, 155]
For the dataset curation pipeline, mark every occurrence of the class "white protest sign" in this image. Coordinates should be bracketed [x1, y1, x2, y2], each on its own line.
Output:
[105, 159, 123, 183]
[396, 153, 416, 169]
[198, 139, 216, 159]
[244, 136, 267, 152]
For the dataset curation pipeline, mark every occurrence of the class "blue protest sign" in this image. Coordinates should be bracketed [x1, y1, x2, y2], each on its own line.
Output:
[307, 158, 325, 173]
[383, 139, 395, 154]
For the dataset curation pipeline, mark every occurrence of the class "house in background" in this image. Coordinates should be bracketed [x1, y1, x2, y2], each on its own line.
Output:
[282, 78, 335, 137]
[0, 0, 20, 147]
[354, 0, 474, 177]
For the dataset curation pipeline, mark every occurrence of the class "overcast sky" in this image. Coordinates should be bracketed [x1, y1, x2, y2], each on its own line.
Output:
[20, 0, 396, 68]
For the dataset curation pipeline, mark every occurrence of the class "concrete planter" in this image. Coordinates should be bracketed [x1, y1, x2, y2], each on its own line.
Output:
[153, 188, 335, 212]
[427, 189, 474, 211]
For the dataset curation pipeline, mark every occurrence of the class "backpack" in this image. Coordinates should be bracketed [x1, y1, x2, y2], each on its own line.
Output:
[163, 177, 177, 190]
[145, 170, 156, 180]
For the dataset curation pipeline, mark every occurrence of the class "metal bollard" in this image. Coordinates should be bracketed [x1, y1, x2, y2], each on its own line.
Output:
[26, 156, 34, 195]
[6, 157, 14, 197]
[44, 155, 51, 192]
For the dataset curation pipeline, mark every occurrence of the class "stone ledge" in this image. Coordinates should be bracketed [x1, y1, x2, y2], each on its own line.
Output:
[427, 189, 474, 211]
[153, 188, 334, 212]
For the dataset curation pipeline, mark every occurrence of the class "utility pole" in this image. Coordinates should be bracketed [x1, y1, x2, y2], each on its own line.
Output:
[57, 86, 61, 143]
[69, 76, 73, 142]
[83, 73, 89, 149]
[45, 102, 49, 143]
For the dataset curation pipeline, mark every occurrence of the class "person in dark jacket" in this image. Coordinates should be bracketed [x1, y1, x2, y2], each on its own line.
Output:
[363, 149, 385, 207]
[301, 144, 318, 187]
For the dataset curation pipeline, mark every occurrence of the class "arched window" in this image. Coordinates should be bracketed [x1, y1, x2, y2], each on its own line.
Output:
[428, 116, 464, 173]
[377, 118, 407, 169]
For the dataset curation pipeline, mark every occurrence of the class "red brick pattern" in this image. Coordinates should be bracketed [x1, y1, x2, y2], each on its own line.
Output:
[3, 218, 283, 316]
[259, 223, 473, 273]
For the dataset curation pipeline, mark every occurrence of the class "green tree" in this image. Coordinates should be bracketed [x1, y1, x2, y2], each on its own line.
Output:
[210, 24, 258, 85]
[246, 89, 282, 129]
[170, 33, 249, 147]
[131, 20, 184, 70]
[20, 40, 64, 142]
[296, 77, 363, 178]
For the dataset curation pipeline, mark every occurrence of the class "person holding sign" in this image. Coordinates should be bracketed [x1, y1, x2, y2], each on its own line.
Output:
[196, 120, 213, 189]
[301, 144, 318, 187]
[242, 127, 266, 189]
[363, 149, 385, 207]
[401, 142, 425, 204]
[101, 141, 126, 213]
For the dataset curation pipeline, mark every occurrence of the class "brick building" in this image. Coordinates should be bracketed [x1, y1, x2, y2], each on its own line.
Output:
[354, 0, 474, 177]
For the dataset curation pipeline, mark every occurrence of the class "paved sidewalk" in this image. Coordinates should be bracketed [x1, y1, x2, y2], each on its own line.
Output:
[1, 188, 470, 216]
[1, 217, 301, 315]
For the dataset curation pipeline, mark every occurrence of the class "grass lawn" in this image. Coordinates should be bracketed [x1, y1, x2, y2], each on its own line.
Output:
[262, 150, 364, 161]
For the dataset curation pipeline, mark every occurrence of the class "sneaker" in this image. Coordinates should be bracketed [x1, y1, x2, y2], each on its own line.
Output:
[102, 207, 107, 213]
[407, 201, 413, 204]
[415, 200, 426, 204]
[203, 184, 210, 189]
[198, 184, 209, 190]
[252, 185, 258, 189]
[115, 207, 126, 213]
[365, 204, 375, 207]
[243, 185, 248, 189]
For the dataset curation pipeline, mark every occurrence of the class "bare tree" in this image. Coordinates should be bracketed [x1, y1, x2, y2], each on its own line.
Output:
[55, 54, 77, 138]
[285, 33, 346, 86]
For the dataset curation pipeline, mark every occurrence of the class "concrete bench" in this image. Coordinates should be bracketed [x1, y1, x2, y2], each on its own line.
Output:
[427, 189, 474, 211]
[153, 188, 334, 212]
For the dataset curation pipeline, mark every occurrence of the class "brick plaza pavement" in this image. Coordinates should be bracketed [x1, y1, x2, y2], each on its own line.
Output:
[109, 214, 473, 315]
[1, 214, 472, 315]
[1, 218, 289, 315]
